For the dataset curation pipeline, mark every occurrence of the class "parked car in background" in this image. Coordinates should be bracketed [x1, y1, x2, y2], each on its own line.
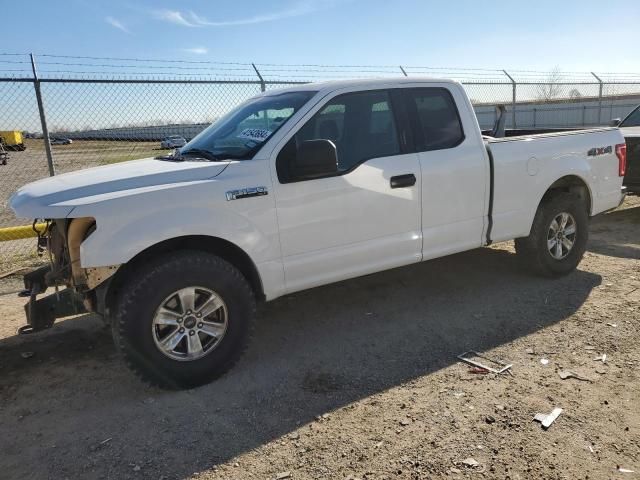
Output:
[611, 105, 640, 194]
[50, 137, 73, 145]
[10, 78, 626, 389]
[161, 135, 187, 149]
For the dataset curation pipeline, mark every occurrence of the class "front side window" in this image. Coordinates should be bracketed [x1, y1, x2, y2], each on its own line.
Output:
[278, 90, 400, 182]
[181, 90, 316, 161]
[405, 88, 464, 151]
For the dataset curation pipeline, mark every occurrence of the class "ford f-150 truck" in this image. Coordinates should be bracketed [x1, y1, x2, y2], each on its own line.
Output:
[9, 78, 627, 389]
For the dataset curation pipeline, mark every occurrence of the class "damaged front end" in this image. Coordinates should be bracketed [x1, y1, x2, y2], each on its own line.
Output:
[19, 218, 118, 334]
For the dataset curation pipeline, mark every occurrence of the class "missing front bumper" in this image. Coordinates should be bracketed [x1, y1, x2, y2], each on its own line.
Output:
[18, 266, 87, 334]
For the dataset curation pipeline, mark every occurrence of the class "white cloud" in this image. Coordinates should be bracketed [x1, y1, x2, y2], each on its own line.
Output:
[153, 9, 199, 27]
[105, 16, 131, 34]
[183, 47, 208, 55]
[154, 1, 326, 28]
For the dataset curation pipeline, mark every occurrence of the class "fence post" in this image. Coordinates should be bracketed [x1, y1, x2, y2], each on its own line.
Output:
[591, 72, 603, 125]
[503, 70, 516, 129]
[252, 63, 266, 92]
[30, 53, 55, 176]
[533, 108, 537, 128]
[399, 66, 408, 77]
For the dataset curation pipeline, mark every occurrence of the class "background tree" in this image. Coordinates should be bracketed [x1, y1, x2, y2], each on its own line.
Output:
[536, 67, 563, 101]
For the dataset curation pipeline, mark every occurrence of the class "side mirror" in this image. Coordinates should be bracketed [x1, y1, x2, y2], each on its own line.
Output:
[610, 118, 621, 127]
[293, 139, 338, 179]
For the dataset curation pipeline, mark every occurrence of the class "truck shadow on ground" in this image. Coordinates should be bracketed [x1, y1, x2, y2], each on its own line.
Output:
[0, 245, 602, 479]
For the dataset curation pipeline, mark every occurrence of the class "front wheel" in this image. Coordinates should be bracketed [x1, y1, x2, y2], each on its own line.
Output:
[515, 192, 589, 277]
[112, 251, 256, 389]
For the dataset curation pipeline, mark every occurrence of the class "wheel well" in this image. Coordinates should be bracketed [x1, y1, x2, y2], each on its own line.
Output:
[103, 236, 265, 311]
[541, 175, 592, 215]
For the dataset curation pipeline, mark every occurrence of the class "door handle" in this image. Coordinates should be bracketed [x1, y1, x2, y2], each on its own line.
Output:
[390, 174, 416, 189]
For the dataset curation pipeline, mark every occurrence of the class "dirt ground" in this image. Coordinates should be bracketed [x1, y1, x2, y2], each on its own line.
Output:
[0, 197, 638, 480]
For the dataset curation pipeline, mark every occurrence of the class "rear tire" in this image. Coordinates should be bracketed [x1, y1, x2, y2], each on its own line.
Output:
[515, 192, 589, 277]
[112, 250, 256, 389]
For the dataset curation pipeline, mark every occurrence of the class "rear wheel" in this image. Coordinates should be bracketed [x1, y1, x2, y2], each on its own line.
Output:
[112, 250, 256, 389]
[515, 192, 589, 277]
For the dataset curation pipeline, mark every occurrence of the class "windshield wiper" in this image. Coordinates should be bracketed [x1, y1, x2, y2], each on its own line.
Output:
[180, 148, 223, 161]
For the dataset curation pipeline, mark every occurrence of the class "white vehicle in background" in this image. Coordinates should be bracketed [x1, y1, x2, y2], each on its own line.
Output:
[49, 137, 73, 145]
[10, 78, 626, 389]
[160, 135, 187, 149]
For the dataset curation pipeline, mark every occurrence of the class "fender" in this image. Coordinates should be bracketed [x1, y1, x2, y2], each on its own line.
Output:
[66, 176, 284, 299]
[524, 155, 594, 235]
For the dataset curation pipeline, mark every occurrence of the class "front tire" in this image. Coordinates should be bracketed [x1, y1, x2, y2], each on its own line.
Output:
[113, 251, 256, 389]
[515, 192, 589, 277]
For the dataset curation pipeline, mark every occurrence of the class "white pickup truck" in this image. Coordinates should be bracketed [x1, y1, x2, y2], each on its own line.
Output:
[10, 78, 626, 388]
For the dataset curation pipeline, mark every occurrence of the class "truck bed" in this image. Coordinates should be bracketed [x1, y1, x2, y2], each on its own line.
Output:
[485, 127, 624, 243]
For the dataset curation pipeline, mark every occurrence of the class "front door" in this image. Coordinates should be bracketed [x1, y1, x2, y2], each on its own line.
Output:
[271, 89, 422, 294]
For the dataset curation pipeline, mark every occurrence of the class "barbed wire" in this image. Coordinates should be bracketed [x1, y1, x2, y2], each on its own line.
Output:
[1, 53, 640, 83]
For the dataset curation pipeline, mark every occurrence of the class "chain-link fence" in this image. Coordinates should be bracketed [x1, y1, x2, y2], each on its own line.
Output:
[1, 54, 640, 270]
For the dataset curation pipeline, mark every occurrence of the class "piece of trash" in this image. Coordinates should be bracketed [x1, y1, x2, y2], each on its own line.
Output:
[461, 457, 480, 468]
[450, 467, 462, 474]
[457, 351, 512, 375]
[399, 418, 410, 426]
[607, 323, 618, 328]
[99, 437, 112, 445]
[584, 345, 596, 351]
[540, 358, 549, 365]
[558, 370, 591, 382]
[275, 472, 292, 480]
[468, 367, 490, 375]
[20, 352, 34, 359]
[132, 465, 141, 472]
[525, 348, 535, 355]
[618, 467, 635, 473]
[594, 354, 607, 363]
[485, 415, 496, 424]
[588, 445, 594, 453]
[533, 407, 563, 429]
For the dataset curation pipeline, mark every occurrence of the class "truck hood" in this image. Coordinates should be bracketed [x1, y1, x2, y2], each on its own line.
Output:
[9, 157, 229, 219]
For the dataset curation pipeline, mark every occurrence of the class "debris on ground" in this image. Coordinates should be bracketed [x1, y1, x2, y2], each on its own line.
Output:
[594, 354, 607, 363]
[20, 351, 34, 359]
[540, 358, 550, 365]
[457, 351, 512, 374]
[534, 408, 563, 429]
[558, 370, 591, 382]
[617, 466, 635, 473]
[461, 457, 480, 468]
[275, 472, 292, 479]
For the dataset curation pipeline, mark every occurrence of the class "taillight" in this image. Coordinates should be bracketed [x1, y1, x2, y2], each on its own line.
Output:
[616, 143, 627, 177]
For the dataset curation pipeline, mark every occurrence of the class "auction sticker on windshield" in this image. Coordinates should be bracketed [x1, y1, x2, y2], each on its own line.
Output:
[237, 128, 272, 142]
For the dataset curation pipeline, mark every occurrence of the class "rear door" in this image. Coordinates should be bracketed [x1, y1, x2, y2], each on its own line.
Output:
[401, 86, 489, 259]
[271, 88, 422, 294]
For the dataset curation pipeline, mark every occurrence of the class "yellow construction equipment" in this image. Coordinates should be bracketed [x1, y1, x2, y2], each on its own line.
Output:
[0, 131, 26, 151]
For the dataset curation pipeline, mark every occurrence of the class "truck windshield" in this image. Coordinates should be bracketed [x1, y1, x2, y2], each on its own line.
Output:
[620, 106, 640, 127]
[181, 90, 317, 160]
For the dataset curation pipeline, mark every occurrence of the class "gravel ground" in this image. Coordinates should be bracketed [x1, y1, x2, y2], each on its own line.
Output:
[0, 197, 638, 480]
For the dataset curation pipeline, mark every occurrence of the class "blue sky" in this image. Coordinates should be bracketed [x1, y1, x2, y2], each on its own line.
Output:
[4, 0, 640, 73]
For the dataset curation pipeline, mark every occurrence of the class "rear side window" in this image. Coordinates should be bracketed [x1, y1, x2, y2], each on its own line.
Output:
[405, 88, 464, 151]
[277, 90, 400, 181]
